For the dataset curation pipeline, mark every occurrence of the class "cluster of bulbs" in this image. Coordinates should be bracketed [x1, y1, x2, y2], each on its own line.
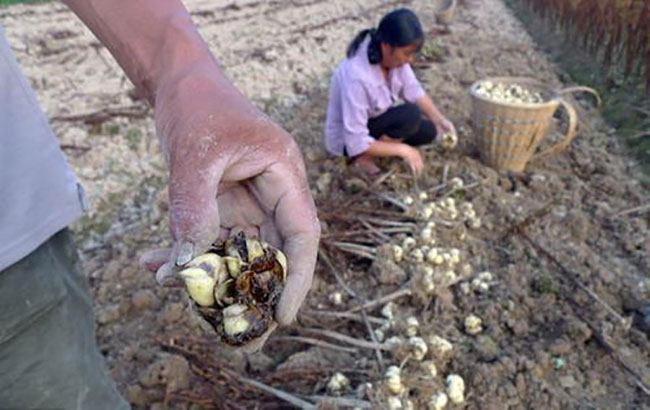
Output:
[326, 301, 466, 409]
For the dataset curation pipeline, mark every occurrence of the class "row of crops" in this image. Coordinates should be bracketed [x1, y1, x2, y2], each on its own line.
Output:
[519, 0, 650, 88]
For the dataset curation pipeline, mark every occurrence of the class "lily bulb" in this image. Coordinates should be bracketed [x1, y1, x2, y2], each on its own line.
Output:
[179, 267, 217, 306]
[187, 253, 228, 283]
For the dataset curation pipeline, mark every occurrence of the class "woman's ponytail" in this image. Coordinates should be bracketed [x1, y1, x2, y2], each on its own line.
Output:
[346, 28, 373, 58]
[366, 29, 382, 64]
[346, 28, 383, 63]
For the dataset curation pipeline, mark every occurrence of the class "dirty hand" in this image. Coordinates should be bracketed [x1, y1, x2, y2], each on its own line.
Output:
[140, 62, 320, 327]
[400, 144, 424, 175]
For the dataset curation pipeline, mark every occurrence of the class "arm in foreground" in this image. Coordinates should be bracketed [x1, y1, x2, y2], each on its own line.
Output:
[63, 0, 321, 326]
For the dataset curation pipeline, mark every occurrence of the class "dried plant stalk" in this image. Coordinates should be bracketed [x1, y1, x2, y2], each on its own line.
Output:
[521, 0, 650, 89]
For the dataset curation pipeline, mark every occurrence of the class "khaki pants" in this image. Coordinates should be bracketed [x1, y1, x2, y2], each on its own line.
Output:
[0, 229, 129, 410]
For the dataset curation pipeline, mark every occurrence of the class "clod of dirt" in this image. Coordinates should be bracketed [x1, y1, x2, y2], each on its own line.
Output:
[277, 348, 354, 372]
[632, 304, 650, 335]
[473, 334, 500, 362]
[138, 355, 190, 391]
[343, 177, 369, 193]
[548, 338, 573, 356]
[96, 304, 121, 325]
[566, 318, 593, 344]
[372, 244, 407, 285]
[158, 302, 185, 326]
[131, 289, 159, 311]
[124, 385, 162, 407]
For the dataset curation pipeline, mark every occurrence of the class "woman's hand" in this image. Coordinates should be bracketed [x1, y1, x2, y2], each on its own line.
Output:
[365, 139, 424, 175]
[142, 63, 320, 328]
[399, 144, 424, 175]
[435, 117, 456, 137]
[414, 95, 456, 142]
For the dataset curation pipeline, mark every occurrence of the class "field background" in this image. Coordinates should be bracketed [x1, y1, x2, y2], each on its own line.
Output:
[1, 0, 649, 408]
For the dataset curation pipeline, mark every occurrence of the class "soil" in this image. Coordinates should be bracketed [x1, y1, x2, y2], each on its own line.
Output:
[2, 0, 650, 409]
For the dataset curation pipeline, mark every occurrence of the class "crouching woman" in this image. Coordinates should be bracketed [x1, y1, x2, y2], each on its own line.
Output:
[324, 8, 456, 175]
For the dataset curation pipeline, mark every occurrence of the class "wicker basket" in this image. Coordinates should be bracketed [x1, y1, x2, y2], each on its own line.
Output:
[435, 0, 456, 25]
[469, 77, 598, 172]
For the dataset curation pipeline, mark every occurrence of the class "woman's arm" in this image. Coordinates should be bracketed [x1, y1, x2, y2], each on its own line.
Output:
[364, 139, 424, 174]
[400, 64, 455, 136]
[415, 94, 454, 134]
[415, 94, 444, 123]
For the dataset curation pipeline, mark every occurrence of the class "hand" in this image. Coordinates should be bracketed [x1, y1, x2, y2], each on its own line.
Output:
[399, 144, 424, 175]
[435, 117, 456, 137]
[140, 62, 320, 328]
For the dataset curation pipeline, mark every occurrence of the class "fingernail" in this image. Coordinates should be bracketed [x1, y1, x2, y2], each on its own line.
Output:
[138, 252, 151, 268]
[156, 263, 175, 285]
[176, 241, 194, 266]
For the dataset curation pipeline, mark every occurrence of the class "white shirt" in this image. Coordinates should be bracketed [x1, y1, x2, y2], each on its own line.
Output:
[0, 27, 86, 272]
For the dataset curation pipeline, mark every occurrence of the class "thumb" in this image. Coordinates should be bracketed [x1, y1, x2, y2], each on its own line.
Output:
[139, 248, 172, 272]
[168, 165, 222, 264]
[138, 247, 183, 285]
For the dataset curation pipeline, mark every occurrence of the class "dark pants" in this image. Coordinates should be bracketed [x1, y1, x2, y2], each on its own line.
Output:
[368, 103, 437, 146]
[0, 229, 130, 410]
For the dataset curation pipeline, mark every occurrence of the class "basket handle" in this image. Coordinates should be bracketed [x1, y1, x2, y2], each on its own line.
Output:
[532, 98, 578, 160]
[558, 86, 602, 109]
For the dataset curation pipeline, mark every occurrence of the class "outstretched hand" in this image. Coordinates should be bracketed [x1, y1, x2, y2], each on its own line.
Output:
[141, 63, 320, 328]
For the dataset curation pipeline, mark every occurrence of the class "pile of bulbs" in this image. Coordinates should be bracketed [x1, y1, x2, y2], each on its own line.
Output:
[459, 270, 494, 295]
[376, 178, 487, 304]
[474, 80, 545, 104]
[323, 175, 504, 407]
[348, 301, 466, 409]
[401, 178, 481, 230]
[394, 232, 472, 300]
[324, 256, 482, 408]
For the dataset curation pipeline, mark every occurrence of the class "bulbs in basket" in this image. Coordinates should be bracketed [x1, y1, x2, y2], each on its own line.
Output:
[475, 81, 544, 104]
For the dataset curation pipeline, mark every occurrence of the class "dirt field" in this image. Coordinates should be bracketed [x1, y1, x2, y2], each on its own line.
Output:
[2, 0, 650, 408]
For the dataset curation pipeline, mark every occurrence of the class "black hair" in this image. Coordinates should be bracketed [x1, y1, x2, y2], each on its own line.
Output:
[346, 8, 424, 64]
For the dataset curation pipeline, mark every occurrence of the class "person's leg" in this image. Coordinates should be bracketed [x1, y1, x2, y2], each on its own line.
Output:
[403, 118, 437, 147]
[0, 229, 130, 410]
[367, 103, 422, 140]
